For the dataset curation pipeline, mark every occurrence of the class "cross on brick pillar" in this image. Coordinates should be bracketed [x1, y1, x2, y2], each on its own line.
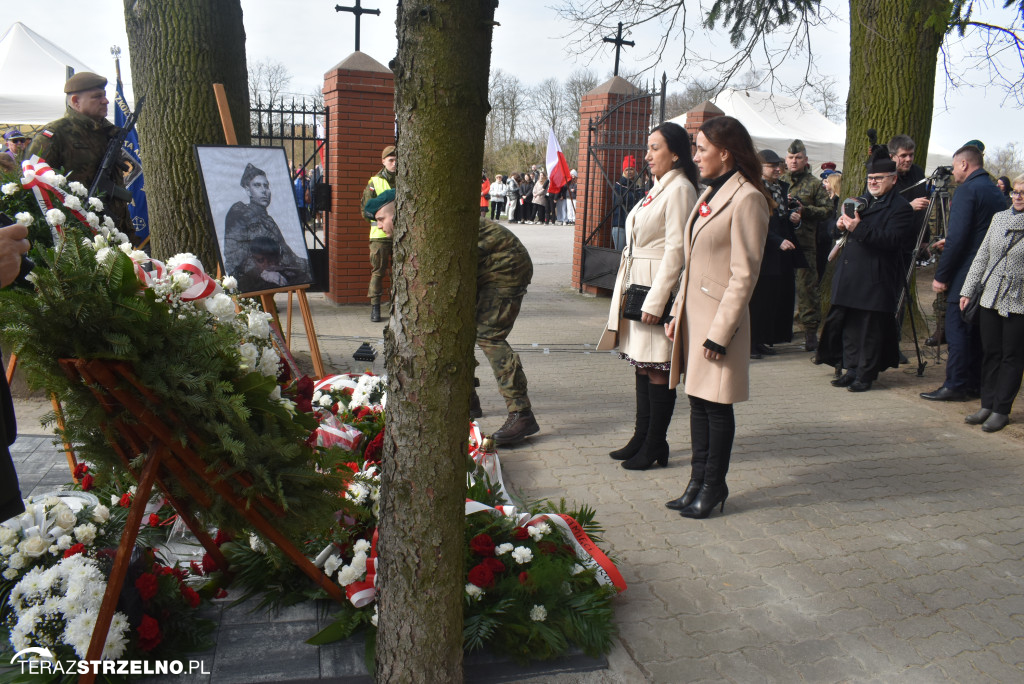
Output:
[335, 0, 381, 53]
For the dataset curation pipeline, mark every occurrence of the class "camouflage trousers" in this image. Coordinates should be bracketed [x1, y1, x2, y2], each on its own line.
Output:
[476, 286, 531, 412]
[795, 243, 821, 331]
[933, 288, 947, 333]
[367, 239, 393, 304]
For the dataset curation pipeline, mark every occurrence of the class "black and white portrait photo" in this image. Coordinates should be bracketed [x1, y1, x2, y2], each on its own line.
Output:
[194, 145, 313, 294]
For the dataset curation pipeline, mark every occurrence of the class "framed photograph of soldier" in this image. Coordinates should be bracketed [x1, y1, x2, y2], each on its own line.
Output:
[194, 145, 313, 295]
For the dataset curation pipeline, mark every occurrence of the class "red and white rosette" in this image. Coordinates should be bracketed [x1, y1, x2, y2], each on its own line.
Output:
[20, 156, 92, 233]
[169, 255, 221, 301]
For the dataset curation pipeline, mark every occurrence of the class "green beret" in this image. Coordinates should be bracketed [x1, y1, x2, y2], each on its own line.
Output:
[364, 188, 395, 220]
[787, 139, 806, 155]
[240, 163, 266, 187]
[962, 139, 985, 153]
[64, 72, 108, 94]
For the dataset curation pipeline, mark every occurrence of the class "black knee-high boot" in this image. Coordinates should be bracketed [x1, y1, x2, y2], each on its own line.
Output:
[666, 395, 707, 509]
[622, 382, 676, 470]
[680, 399, 734, 518]
[610, 373, 650, 460]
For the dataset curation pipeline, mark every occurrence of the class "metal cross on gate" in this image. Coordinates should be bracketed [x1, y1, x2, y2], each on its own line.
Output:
[335, 0, 381, 53]
[603, 22, 634, 77]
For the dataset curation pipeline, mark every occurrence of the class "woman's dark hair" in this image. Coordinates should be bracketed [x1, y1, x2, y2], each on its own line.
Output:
[998, 176, 1012, 196]
[698, 115, 774, 207]
[650, 122, 700, 190]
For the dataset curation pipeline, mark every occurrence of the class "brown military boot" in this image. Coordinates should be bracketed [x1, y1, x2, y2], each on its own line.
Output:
[492, 410, 539, 446]
[469, 390, 483, 419]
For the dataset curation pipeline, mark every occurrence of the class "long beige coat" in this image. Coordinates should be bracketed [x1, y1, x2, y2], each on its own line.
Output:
[668, 173, 769, 403]
[597, 169, 696, 363]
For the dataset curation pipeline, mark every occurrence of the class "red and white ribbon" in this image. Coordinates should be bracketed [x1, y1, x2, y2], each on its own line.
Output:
[345, 529, 379, 608]
[20, 156, 92, 232]
[525, 513, 627, 593]
[133, 257, 166, 289]
[169, 255, 221, 301]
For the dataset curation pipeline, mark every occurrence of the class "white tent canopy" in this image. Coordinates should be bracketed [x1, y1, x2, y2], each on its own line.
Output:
[0, 22, 95, 125]
[669, 88, 953, 175]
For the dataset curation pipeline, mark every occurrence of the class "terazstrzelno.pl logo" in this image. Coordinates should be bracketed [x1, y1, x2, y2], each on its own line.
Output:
[10, 647, 210, 676]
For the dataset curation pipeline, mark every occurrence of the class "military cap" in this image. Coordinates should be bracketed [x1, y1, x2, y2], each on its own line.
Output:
[821, 161, 837, 171]
[240, 163, 267, 187]
[758, 149, 782, 165]
[64, 72, 108, 94]
[865, 145, 896, 174]
[962, 139, 985, 153]
[3, 129, 28, 141]
[787, 139, 806, 155]
[381, 145, 396, 160]
[363, 188, 395, 220]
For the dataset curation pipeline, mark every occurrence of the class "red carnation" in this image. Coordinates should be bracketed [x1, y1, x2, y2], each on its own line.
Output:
[135, 573, 159, 601]
[147, 514, 160, 527]
[518, 571, 530, 585]
[483, 557, 505, 575]
[80, 474, 94, 491]
[469, 534, 495, 557]
[63, 543, 86, 559]
[190, 560, 203, 576]
[118, 492, 132, 508]
[180, 585, 201, 609]
[213, 530, 232, 546]
[512, 526, 529, 541]
[73, 463, 89, 479]
[467, 564, 495, 588]
[137, 615, 162, 651]
[363, 431, 384, 464]
[201, 553, 218, 574]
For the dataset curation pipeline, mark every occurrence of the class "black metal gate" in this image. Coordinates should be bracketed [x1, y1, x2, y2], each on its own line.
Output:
[251, 97, 330, 292]
[579, 75, 666, 291]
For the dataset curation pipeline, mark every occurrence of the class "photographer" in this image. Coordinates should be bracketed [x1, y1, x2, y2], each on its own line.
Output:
[781, 139, 833, 352]
[1, 222, 31, 523]
[815, 147, 915, 392]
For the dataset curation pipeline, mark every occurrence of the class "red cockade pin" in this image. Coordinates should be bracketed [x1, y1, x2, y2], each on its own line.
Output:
[698, 202, 711, 217]
[641, 193, 654, 207]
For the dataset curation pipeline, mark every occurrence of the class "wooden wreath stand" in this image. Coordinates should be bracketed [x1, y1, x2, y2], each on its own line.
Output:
[58, 358, 344, 683]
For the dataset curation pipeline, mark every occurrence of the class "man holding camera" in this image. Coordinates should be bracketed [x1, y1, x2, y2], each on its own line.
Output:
[782, 139, 833, 352]
[920, 142, 1007, 402]
[815, 147, 915, 392]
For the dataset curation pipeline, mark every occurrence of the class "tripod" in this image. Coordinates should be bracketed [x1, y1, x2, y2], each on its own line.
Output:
[896, 173, 952, 375]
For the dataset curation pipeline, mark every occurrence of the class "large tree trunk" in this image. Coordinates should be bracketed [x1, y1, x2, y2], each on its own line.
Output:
[123, 0, 250, 266]
[843, 0, 948, 193]
[377, 1, 496, 681]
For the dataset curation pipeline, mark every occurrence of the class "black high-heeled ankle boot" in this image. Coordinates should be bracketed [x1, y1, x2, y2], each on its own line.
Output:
[622, 383, 676, 470]
[665, 478, 702, 510]
[679, 482, 728, 519]
[610, 374, 650, 461]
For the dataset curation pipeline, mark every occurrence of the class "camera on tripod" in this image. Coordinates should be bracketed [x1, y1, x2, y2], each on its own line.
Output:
[929, 165, 954, 189]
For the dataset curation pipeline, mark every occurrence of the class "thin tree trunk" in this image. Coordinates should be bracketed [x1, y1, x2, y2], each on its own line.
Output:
[377, 1, 496, 681]
[122, 0, 250, 266]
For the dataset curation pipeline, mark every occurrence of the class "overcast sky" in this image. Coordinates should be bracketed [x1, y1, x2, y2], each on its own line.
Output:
[6, 1, 1021, 158]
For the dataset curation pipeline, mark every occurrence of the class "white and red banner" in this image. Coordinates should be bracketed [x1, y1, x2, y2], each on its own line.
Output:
[545, 128, 572, 195]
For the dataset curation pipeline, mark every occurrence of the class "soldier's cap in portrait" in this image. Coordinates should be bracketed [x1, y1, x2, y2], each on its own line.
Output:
[64, 72, 108, 94]
[787, 139, 806, 155]
[363, 188, 395, 220]
[240, 163, 267, 187]
[381, 145, 396, 160]
[758, 149, 783, 165]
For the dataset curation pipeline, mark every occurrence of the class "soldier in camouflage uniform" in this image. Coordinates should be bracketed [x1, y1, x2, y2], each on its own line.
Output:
[363, 190, 539, 446]
[781, 140, 833, 351]
[26, 72, 132, 237]
[359, 146, 397, 322]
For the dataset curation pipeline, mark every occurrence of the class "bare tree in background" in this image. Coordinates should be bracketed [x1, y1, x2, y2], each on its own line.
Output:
[248, 58, 292, 105]
[531, 78, 565, 140]
[662, 77, 719, 119]
[562, 68, 600, 131]
[986, 143, 1024, 180]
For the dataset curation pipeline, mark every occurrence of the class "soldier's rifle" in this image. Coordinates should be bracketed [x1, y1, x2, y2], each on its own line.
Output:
[88, 95, 145, 205]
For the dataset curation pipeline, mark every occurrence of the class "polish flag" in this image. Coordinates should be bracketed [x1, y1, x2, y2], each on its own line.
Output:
[545, 128, 572, 195]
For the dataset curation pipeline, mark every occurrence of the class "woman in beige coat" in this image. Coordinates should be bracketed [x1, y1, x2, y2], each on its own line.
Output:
[598, 122, 699, 470]
[664, 116, 771, 518]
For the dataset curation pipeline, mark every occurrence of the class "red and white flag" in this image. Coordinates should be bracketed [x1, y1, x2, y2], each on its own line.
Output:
[545, 128, 572, 195]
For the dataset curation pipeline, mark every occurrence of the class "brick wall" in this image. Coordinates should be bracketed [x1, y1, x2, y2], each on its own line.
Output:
[323, 53, 395, 304]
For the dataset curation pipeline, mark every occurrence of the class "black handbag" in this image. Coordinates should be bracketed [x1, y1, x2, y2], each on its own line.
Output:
[620, 226, 675, 324]
[961, 232, 1024, 325]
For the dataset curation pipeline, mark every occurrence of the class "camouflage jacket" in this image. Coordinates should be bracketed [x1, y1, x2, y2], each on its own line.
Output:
[479, 219, 532, 290]
[27, 108, 131, 234]
[781, 166, 832, 231]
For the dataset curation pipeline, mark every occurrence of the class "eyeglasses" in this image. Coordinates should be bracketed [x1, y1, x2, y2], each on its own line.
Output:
[1011, 190, 1024, 198]
[866, 174, 894, 183]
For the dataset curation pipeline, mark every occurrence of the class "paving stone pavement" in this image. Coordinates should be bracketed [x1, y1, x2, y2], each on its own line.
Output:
[9, 222, 1024, 682]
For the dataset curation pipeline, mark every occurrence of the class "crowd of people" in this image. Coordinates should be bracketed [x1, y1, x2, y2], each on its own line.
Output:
[481, 167, 577, 226]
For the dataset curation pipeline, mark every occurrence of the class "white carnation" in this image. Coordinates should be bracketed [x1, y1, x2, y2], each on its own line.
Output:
[247, 311, 271, 338]
[172, 271, 192, 289]
[14, 212, 33, 226]
[67, 181, 88, 196]
[221, 275, 238, 291]
[495, 543, 513, 556]
[45, 208, 66, 226]
[257, 347, 280, 377]
[87, 197, 104, 211]
[337, 564, 360, 587]
[73, 523, 97, 545]
[353, 539, 371, 554]
[511, 546, 533, 564]
[204, 292, 236, 321]
[530, 604, 547, 622]
[57, 535, 73, 550]
[0, 545, 14, 556]
[2, 568, 17, 580]
[238, 343, 259, 370]
[249, 533, 267, 554]
[324, 555, 341, 577]
[7, 552, 26, 569]
[1, 182, 18, 195]
[466, 583, 484, 599]
[94, 247, 112, 262]
[62, 195, 83, 211]
[0, 527, 16, 545]
[102, 215, 115, 229]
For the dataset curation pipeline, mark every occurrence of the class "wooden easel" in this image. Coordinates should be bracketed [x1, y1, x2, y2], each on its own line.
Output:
[60, 359, 344, 684]
[212, 83, 325, 377]
[5, 354, 80, 480]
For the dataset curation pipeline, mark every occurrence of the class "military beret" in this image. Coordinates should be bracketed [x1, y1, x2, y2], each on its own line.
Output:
[363, 188, 395, 220]
[962, 139, 985, 153]
[381, 145, 396, 160]
[787, 139, 806, 155]
[758, 149, 782, 165]
[240, 163, 267, 187]
[64, 72, 108, 94]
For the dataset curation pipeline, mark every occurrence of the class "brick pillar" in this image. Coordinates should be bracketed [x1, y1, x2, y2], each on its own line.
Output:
[682, 100, 724, 142]
[572, 76, 651, 293]
[323, 52, 394, 303]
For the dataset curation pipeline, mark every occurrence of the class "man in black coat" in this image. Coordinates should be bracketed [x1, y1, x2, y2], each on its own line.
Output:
[0, 222, 31, 522]
[815, 147, 915, 392]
